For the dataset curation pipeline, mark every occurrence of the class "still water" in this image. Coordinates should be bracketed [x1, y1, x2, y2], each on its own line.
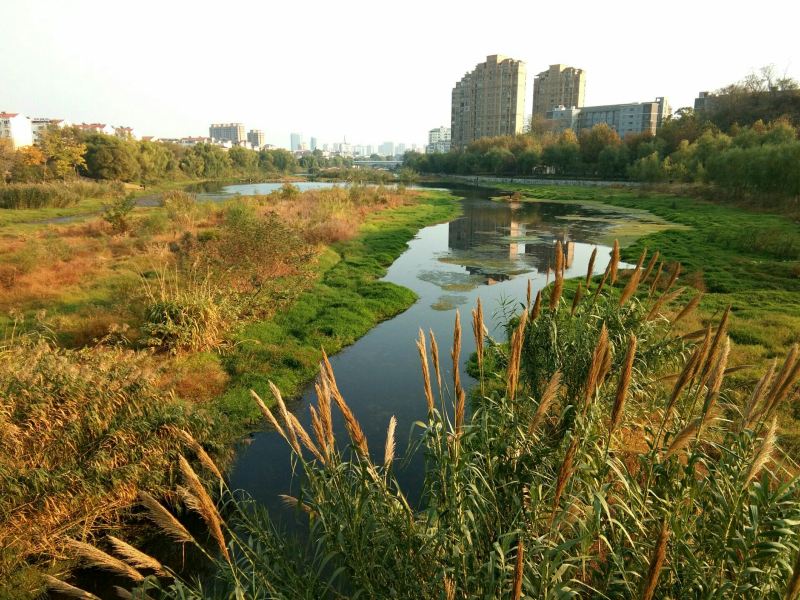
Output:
[227, 186, 645, 518]
[191, 180, 341, 200]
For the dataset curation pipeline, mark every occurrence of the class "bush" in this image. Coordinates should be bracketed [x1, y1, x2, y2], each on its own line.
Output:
[160, 190, 198, 229]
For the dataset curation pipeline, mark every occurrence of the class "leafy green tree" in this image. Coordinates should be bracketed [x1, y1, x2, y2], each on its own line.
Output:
[579, 123, 621, 165]
[37, 126, 87, 179]
[137, 140, 171, 183]
[229, 147, 258, 173]
[83, 134, 140, 181]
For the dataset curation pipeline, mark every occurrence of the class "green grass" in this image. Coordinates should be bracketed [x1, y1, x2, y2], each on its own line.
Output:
[216, 190, 460, 424]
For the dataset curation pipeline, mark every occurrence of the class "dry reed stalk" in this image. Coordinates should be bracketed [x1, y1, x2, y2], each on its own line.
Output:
[582, 325, 609, 415]
[745, 417, 778, 486]
[512, 537, 525, 600]
[672, 293, 703, 325]
[308, 405, 329, 462]
[742, 359, 777, 430]
[429, 329, 442, 391]
[472, 299, 485, 381]
[696, 307, 730, 390]
[268, 381, 301, 455]
[506, 310, 529, 401]
[287, 411, 325, 463]
[138, 492, 194, 545]
[549, 437, 579, 527]
[173, 428, 222, 480]
[43, 575, 101, 600]
[529, 371, 562, 434]
[585, 247, 598, 287]
[452, 311, 466, 434]
[526, 279, 532, 310]
[610, 335, 637, 436]
[315, 375, 335, 453]
[531, 289, 542, 320]
[178, 455, 230, 563]
[665, 418, 702, 458]
[570, 282, 583, 316]
[65, 538, 144, 582]
[384, 415, 397, 468]
[646, 286, 687, 321]
[549, 241, 565, 311]
[700, 337, 730, 419]
[785, 545, 800, 600]
[322, 350, 370, 458]
[107, 535, 167, 576]
[760, 345, 800, 422]
[609, 240, 620, 285]
[618, 260, 643, 307]
[664, 262, 681, 293]
[641, 519, 670, 600]
[444, 577, 455, 600]
[648, 262, 663, 297]
[591, 262, 611, 305]
[641, 250, 660, 284]
[250, 389, 287, 440]
[416, 329, 435, 414]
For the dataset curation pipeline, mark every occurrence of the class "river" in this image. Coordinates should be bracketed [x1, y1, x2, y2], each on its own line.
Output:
[223, 183, 649, 520]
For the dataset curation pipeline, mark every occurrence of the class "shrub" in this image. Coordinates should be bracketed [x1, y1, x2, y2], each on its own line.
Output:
[102, 194, 137, 234]
[160, 190, 198, 229]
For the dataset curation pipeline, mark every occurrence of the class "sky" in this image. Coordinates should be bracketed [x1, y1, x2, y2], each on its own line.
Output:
[2, 0, 799, 149]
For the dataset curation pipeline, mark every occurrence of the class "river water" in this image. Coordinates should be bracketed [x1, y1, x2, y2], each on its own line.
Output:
[224, 184, 649, 519]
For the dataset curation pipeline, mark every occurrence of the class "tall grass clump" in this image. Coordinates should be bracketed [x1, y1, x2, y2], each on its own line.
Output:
[0, 180, 124, 209]
[70, 242, 800, 599]
[0, 337, 211, 597]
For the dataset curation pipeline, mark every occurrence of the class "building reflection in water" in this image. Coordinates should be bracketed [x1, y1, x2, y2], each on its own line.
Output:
[447, 201, 576, 285]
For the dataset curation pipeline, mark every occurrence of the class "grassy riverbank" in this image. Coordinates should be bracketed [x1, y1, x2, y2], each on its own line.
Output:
[0, 185, 460, 597]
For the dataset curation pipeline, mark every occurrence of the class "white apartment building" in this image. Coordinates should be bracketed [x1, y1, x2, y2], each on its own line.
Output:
[0, 112, 34, 148]
[30, 117, 65, 143]
[426, 126, 451, 153]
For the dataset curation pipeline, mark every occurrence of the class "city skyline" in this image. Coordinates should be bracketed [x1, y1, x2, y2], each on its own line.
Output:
[3, 0, 798, 147]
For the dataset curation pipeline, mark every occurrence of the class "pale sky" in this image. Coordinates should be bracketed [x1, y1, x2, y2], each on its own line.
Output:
[2, 0, 798, 149]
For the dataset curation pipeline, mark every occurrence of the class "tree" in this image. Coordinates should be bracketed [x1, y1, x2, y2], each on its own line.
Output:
[37, 126, 87, 179]
[138, 141, 172, 183]
[0, 139, 14, 182]
[84, 134, 140, 181]
[579, 123, 621, 165]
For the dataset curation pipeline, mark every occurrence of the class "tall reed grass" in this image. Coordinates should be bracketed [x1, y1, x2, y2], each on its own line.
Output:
[0, 180, 124, 209]
[46, 245, 800, 599]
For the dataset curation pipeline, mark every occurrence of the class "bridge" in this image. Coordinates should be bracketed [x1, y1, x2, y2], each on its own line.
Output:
[352, 160, 404, 169]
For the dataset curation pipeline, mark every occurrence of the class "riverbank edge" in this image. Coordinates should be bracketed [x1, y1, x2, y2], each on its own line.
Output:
[210, 188, 462, 432]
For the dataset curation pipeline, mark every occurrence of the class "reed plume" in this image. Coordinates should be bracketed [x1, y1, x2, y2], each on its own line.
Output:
[416, 329, 435, 414]
[570, 282, 583, 316]
[641, 519, 670, 600]
[314, 374, 335, 454]
[287, 410, 325, 463]
[582, 324, 609, 414]
[43, 575, 101, 600]
[642, 250, 660, 283]
[585, 247, 598, 287]
[549, 241, 564, 311]
[664, 262, 681, 292]
[251, 389, 287, 440]
[178, 455, 230, 562]
[745, 417, 778, 486]
[531, 289, 542, 320]
[507, 310, 528, 401]
[646, 286, 686, 321]
[618, 260, 643, 307]
[742, 359, 777, 430]
[107, 535, 167, 576]
[610, 335, 637, 436]
[65, 538, 144, 582]
[452, 311, 466, 434]
[648, 262, 663, 296]
[609, 240, 620, 285]
[173, 428, 222, 480]
[759, 344, 800, 422]
[526, 279, 532, 310]
[138, 492, 195, 545]
[322, 350, 369, 457]
[269, 381, 300, 455]
[512, 537, 525, 600]
[384, 415, 397, 468]
[592, 262, 611, 305]
[672, 293, 703, 325]
[429, 329, 442, 391]
[529, 371, 561, 434]
[549, 437, 579, 526]
[472, 298, 485, 385]
[666, 418, 702, 458]
[280, 494, 314, 515]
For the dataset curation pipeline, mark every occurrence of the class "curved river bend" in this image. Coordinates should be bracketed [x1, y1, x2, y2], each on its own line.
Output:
[218, 183, 654, 519]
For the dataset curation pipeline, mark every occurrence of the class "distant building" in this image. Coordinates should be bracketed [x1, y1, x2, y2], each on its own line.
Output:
[310, 137, 317, 151]
[694, 91, 718, 112]
[396, 143, 406, 156]
[247, 129, 265, 148]
[30, 117, 64, 144]
[0, 112, 33, 148]
[451, 55, 526, 149]
[426, 126, 451, 153]
[532, 64, 586, 119]
[74, 122, 115, 136]
[114, 126, 136, 140]
[378, 141, 395, 156]
[290, 132, 302, 151]
[547, 98, 670, 137]
[209, 123, 245, 144]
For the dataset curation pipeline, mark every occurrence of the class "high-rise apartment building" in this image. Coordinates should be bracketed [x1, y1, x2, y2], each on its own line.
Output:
[310, 137, 317, 151]
[532, 64, 586, 119]
[290, 132, 302, 152]
[209, 123, 245, 143]
[427, 126, 451, 153]
[247, 129, 265, 148]
[451, 55, 526, 149]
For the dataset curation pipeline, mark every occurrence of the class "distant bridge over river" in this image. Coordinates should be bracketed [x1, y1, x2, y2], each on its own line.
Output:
[352, 159, 403, 169]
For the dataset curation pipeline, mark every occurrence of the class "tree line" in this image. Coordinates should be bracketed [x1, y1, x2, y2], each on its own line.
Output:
[404, 68, 800, 199]
[0, 128, 356, 185]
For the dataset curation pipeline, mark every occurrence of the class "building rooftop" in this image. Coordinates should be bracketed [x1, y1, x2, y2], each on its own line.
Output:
[0, 112, 19, 118]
